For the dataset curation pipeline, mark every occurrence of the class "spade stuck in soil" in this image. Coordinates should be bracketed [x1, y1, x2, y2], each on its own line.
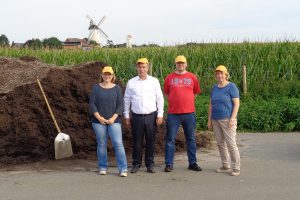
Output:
[37, 79, 73, 159]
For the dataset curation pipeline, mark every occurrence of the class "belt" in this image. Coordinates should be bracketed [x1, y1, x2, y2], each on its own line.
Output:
[132, 111, 157, 116]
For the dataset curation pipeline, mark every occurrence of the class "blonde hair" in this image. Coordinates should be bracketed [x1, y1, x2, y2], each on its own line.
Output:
[99, 73, 116, 83]
[225, 73, 230, 80]
[215, 71, 230, 80]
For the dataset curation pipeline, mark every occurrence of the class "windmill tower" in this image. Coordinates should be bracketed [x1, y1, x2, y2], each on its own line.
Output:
[86, 15, 108, 46]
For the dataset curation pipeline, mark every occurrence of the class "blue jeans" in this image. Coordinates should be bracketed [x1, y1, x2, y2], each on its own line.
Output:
[92, 122, 127, 172]
[165, 113, 197, 166]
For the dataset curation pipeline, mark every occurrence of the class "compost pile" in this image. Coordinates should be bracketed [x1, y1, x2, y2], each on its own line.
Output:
[0, 57, 212, 165]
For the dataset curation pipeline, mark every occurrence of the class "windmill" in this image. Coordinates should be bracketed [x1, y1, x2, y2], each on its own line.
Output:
[86, 15, 108, 46]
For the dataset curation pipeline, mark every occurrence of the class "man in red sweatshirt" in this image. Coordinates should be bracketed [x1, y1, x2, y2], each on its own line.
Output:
[164, 55, 202, 172]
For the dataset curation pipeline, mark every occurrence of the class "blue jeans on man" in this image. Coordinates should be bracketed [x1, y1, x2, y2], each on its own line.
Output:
[92, 122, 127, 173]
[165, 113, 202, 171]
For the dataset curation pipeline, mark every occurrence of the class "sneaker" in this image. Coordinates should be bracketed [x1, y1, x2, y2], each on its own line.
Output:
[99, 170, 107, 175]
[188, 163, 202, 171]
[164, 165, 173, 172]
[230, 169, 240, 176]
[120, 171, 127, 177]
[216, 166, 231, 173]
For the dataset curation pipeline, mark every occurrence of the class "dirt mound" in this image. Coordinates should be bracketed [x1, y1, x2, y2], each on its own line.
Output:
[0, 57, 51, 94]
[0, 57, 212, 165]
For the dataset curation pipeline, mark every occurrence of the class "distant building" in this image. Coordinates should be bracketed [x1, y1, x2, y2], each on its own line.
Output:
[126, 35, 133, 48]
[11, 42, 24, 48]
[62, 38, 91, 49]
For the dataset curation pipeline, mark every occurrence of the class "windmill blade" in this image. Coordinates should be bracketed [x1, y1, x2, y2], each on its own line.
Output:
[86, 15, 93, 21]
[99, 28, 109, 39]
[98, 16, 106, 27]
[86, 15, 97, 26]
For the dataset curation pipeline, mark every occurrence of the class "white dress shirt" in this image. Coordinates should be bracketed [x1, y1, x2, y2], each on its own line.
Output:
[124, 75, 164, 118]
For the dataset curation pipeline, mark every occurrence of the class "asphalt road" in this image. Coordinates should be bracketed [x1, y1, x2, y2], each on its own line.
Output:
[1, 133, 300, 200]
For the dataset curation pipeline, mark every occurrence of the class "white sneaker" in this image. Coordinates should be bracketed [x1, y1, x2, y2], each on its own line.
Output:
[120, 171, 127, 177]
[216, 166, 231, 173]
[99, 170, 107, 175]
[230, 169, 240, 176]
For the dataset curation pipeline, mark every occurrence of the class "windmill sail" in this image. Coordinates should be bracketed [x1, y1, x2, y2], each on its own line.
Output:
[86, 14, 108, 46]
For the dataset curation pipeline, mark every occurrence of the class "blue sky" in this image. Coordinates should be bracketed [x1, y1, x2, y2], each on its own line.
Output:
[1, 0, 299, 45]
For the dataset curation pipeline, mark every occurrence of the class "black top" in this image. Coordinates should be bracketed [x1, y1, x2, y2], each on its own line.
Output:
[89, 84, 124, 123]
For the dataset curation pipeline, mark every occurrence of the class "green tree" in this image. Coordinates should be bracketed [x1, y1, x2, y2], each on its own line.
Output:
[43, 37, 62, 49]
[89, 40, 99, 46]
[0, 34, 9, 47]
[107, 40, 114, 47]
[24, 38, 43, 49]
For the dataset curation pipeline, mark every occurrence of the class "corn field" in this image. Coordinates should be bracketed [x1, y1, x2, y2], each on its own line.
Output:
[1, 42, 299, 98]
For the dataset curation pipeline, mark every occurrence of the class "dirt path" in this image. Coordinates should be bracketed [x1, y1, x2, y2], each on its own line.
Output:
[1, 133, 300, 200]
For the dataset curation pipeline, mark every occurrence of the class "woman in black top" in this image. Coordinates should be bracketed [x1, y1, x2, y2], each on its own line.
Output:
[89, 66, 127, 177]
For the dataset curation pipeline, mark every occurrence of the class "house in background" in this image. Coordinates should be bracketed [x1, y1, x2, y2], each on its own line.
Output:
[11, 42, 24, 48]
[62, 38, 91, 49]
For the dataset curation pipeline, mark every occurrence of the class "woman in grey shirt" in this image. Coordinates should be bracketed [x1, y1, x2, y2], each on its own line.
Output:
[89, 66, 127, 177]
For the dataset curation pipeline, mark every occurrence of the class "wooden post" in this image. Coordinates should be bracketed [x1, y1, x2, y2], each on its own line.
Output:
[149, 62, 153, 76]
[242, 64, 247, 96]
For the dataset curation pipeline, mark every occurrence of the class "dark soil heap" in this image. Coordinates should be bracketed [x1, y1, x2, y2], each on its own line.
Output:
[0, 57, 212, 165]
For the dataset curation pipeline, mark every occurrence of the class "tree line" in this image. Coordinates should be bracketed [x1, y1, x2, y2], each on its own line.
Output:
[0, 34, 62, 49]
[0, 34, 162, 49]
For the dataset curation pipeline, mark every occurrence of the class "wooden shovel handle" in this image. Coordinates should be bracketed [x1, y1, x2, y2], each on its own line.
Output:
[37, 79, 61, 133]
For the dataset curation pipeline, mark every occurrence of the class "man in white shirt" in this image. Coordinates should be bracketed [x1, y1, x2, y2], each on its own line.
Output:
[124, 58, 164, 173]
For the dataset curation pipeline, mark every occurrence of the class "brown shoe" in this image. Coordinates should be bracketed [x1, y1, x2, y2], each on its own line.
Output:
[147, 167, 155, 173]
[164, 165, 173, 172]
[131, 166, 139, 173]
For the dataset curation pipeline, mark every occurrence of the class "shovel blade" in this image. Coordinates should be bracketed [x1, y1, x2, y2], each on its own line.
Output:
[54, 133, 73, 159]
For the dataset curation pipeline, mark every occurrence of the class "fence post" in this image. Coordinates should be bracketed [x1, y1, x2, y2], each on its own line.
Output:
[242, 64, 247, 96]
[149, 62, 153, 76]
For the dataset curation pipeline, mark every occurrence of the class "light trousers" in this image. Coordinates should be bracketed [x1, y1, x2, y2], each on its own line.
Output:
[212, 118, 240, 170]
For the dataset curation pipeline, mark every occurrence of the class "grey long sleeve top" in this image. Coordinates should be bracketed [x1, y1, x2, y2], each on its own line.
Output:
[89, 84, 124, 123]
